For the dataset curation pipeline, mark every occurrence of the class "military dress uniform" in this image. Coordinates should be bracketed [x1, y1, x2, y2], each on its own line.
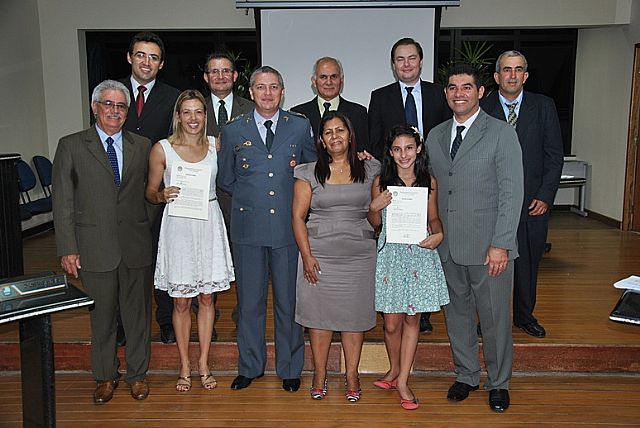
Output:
[217, 109, 316, 380]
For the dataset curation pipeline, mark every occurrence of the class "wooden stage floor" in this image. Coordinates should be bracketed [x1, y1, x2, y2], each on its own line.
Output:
[1, 212, 639, 373]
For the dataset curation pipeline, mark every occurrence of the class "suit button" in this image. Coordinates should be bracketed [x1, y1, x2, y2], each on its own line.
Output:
[270, 208, 276, 214]
[269, 191, 275, 196]
[267, 154, 273, 159]
[448, 190, 452, 195]
[449, 172, 453, 176]
[239, 207, 244, 212]
[268, 172, 274, 177]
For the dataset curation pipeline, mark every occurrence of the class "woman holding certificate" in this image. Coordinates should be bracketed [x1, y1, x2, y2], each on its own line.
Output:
[368, 125, 449, 410]
[292, 111, 380, 402]
[146, 90, 234, 392]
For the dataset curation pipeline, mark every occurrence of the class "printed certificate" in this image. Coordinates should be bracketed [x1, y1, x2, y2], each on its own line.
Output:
[385, 186, 428, 244]
[167, 161, 211, 220]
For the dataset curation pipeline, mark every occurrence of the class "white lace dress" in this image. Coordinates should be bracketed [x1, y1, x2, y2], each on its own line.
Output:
[154, 138, 234, 297]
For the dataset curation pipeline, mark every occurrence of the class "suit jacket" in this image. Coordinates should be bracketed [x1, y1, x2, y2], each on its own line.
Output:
[368, 80, 451, 159]
[481, 91, 564, 222]
[52, 126, 153, 272]
[291, 96, 370, 152]
[119, 77, 180, 144]
[206, 94, 254, 138]
[217, 109, 317, 248]
[426, 109, 524, 265]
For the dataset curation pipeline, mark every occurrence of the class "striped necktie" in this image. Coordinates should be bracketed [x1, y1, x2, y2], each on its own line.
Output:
[507, 102, 518, 128]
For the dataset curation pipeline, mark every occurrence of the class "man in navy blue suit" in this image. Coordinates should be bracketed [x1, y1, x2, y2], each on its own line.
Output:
[481, 51, 564, 338]
[217, 66, 316, 392]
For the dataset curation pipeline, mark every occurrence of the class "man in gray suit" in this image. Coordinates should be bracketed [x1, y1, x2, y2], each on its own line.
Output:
[217, 66, 316, 392]
[53, 80, 153, 404]
[426, 65, 523, 413]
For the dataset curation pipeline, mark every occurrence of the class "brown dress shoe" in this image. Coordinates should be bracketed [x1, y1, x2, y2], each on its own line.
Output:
[93, 380, 118, 404]
[129, 379, 149, 400]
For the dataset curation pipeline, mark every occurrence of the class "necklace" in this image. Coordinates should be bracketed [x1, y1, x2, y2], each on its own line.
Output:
[331, 163, 348, 173]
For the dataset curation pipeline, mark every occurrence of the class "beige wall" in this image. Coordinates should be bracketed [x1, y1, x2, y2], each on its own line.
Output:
[1, 0, 48, 164]
[11, 0, 638, 222]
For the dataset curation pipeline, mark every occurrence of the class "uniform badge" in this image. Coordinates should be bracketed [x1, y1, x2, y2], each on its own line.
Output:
[289, 159, 297, 168]
[243, 140, 252, 147]
[242, 163, 250, 169]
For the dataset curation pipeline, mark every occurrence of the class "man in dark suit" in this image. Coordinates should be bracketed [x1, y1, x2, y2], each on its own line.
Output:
[426, 64, 523, 413]
[368, 37, 451, 333]
[481, 51, 564, 338]
[119, 32, 180, 344]
[217, 66, 316, 393]
[291, 57, 369, 151]
[53, 80, 153, 404]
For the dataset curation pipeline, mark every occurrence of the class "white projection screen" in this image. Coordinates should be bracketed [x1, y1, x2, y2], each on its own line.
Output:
[259, 8, 437, 109]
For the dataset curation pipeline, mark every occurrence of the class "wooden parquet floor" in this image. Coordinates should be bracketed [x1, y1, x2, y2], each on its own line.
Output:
[1, 211, 639, 347]
[1, 373, 639, 426]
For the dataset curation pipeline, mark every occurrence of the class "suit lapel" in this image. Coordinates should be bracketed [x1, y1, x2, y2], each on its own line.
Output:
[139, 83, 162, 121]
[515, 92, 534, 142]
[272, 109, 290, 152]
[85, 127, 116, 178]
[389, 82, 405, 122]
[121, 131, 137, 182]
[451, 110, 487, 166]
[242, 113, 267, 154]
[206, 96, 219, 137]
[437, 119, 454, 163]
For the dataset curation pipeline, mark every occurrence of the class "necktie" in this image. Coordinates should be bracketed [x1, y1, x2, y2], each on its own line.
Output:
[218, 100, 228, 126]
[106, 137, 120, 186]
[136, 85, 146, 118]
[507, 102, 518, 128]
[404, 86, 418, 128]
[264, 120, 275, 152]
[322, 102, 331, 116]
[450, 126, 465, 160]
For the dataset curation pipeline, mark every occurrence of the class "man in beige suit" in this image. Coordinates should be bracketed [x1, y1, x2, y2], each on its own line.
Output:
[426, 65, 523, 413]
[53, 80, 153, 404]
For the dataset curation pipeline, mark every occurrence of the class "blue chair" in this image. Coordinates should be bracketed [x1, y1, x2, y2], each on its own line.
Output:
[32, 155, 53, 198]
[16, 159, 52, 215]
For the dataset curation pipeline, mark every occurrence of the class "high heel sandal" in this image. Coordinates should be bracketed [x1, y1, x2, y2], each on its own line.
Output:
[373, 378, 398, 390]
[345, 375, 361, 402]
[199, 373, 217, 390]
[309, 378, 328, 400]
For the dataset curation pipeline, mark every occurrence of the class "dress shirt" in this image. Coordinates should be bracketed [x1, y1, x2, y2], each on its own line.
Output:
[498, 90, 524, 120]
[316, 96, 340, 115]
[254, 110, 280, 146]
[449, 108, 481, 150]
[96, 126, 124, 177]
[212, 92, 235, 123]
[399, 80, 424, 136]
[130, 77, 156, 102]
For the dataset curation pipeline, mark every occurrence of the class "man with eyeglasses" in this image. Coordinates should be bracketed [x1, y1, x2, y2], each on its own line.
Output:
[118, 31, 180, 345]
[53, 79, 154, 404]
[368, 37, 451, 334]
[217, 66, 316, 393]
[291, 57, 369, 152]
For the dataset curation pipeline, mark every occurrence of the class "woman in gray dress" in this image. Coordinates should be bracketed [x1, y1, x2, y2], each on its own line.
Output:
[292, 111, 379, 402]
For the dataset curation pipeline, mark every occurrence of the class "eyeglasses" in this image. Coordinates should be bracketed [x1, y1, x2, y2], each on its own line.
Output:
[206, 68, 234, 76]
[96, 100, 129, 111]
[132, 51, 161, 63]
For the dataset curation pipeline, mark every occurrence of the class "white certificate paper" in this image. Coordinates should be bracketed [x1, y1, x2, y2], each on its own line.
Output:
[167, 161, 211, 220]
[386, 186, 428, 244]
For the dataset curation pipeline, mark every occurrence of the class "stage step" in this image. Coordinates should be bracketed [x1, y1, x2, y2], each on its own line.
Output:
[1, 341, 638, 373]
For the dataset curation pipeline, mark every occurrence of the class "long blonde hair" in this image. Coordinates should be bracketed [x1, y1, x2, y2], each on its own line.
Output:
[168, 89, 208, 146]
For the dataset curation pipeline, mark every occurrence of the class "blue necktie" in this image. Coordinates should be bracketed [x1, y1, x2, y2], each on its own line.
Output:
[264, 120, 275, 152]
[450, 126, 465, 160]
[106, 137, 120, 186]
[404, 86, 418, 128]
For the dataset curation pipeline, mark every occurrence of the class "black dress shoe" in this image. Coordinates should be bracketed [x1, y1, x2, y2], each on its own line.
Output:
[230, 374, 263, 390]
[489, 389, 510, 412]
[160, 324, 176, 344]
[515, 321, 546, 338]
[282, 378, 301, 392]
[419, 313, 433, 333]
[447, 381, 479, 401]
[116, 325, 126, 347]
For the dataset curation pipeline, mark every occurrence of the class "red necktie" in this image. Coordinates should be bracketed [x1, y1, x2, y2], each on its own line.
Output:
[136, 85, 147, 118]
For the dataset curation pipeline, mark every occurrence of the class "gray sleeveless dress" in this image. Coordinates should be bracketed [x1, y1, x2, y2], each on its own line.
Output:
[294, 159, 380, 332]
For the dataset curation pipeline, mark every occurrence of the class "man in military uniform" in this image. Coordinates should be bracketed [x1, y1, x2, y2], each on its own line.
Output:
[217, 66, 316, 393]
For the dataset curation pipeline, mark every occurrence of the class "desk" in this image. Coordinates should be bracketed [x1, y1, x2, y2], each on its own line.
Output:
[555, 158, 588, 216]
[0, 277, 93, 428]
